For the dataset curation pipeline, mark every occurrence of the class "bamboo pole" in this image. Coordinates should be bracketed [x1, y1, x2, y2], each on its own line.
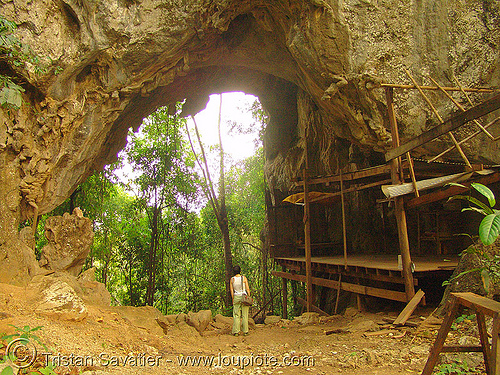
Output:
[334, 273, 342, 315]
[430, 116, 500, 162]
[404, 70, 472, 169]
[406, 152, 420, 197]
[385, 87, 416, 301]
[430, 77, 496, 140]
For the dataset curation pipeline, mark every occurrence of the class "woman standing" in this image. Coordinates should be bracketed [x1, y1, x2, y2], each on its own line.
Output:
[230, 265, 251, 336]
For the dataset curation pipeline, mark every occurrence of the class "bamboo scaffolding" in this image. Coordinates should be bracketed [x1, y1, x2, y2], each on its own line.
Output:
[429, 77, 496, 141]
[404, 70, 472, 169]
[430, 116, 500, 162]
[406, 152, 420, 197]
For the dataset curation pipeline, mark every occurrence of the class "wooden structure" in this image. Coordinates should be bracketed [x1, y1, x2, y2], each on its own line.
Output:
[269, 79, 500, 314]
[422, 292, 500, 375]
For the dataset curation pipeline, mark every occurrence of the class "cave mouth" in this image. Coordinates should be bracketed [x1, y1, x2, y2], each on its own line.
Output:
[103, 66, 300, 170]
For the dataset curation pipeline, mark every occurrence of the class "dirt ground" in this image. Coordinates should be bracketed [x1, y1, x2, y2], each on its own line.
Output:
[0, 283, 488, 375]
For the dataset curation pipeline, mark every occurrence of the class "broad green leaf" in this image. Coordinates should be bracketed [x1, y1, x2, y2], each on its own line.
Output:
[472, 183, 496, 207]
[479, 214, 500, 246]
[0, 366, 14, 375]
[449, 194, 494, 215]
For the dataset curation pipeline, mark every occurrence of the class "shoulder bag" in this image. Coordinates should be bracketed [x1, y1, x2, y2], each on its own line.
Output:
[240, 275, 253, 306]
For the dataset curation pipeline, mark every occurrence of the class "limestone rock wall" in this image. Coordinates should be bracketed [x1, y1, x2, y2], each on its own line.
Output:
[0, 0, 499, 283]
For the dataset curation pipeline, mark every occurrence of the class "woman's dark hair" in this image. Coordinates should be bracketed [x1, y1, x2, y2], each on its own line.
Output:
[233, 265, 241, 276]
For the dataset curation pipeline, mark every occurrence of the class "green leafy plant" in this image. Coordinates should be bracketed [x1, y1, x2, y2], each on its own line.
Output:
[0, 325, 56, 374]
[1, 325, 45, 348]
[0, 15, 50, 110]
[435, 360, 471, 374]
[451, 314, 475, 330]
[442, 183, 500, 292]
[449, 182, 500, 246]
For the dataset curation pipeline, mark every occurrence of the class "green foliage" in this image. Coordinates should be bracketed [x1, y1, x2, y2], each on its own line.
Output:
[0, 325, 56, 374]
[0, 16, 33, 109]
[435, 360, 471, 374]
[1, 325, 44, 348]
[39, 99, 268, 316]
[444, 183, 500, 292]
[451, 314, 475, 330]
[448, 182, 500, 246]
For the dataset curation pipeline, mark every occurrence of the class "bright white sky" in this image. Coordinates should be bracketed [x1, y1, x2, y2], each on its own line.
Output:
[115, 92, 261, 185]
[188, 92, 260, 163]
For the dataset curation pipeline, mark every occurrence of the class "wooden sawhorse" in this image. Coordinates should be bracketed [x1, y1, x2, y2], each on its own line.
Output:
[422, 292, 500, 375]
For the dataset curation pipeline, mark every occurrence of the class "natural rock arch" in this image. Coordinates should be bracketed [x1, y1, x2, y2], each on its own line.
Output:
[0, 0, 499, 284]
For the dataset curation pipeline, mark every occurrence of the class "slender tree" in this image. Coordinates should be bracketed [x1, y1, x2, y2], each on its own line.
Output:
[186, 94, 234, 306]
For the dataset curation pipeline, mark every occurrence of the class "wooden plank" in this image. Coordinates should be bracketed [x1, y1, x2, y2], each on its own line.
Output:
[406, 172, 500, 209]
[421, 296, 461, 375]
[271, 271, 408, 302]
[393, 289, 425, 326]
[282, 265, 288, 319]
[491, 317, 500, 375]
[476, 311, 492, 374]
[295, 164, 393, 186]
[296, 297, 329, 316]
[441, 346, 483, 353]
[453, 292, 500, 317]
[385, 92, 500, 161]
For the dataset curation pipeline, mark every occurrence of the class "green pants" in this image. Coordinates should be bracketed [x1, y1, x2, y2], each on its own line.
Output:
[232, 295, 250, 334]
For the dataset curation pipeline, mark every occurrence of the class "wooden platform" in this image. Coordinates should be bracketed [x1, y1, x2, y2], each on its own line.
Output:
[273, 255, 459, 303]
[275, 254, 459, 273]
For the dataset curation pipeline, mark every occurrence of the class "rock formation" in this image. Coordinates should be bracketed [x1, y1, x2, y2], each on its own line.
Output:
[39, 207, 94, 276]
[0, 0, 498, 282]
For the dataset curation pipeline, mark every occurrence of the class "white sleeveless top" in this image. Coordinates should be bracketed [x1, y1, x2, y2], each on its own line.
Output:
[232, 275, 246, 296]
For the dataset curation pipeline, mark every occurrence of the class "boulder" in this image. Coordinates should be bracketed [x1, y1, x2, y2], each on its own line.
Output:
[35, 280, 88, 321]
[77, 268, 111, 306]
[265, 315, 282, 325]
[176, 313, 187, 323]
[0, 236, 40, 286]
[38, 208, 94, 276]
[294, 312, 320, 325]
[155, 316, 171, 334]
[186, 310, 212, 333]
[30, 269, 111, 307]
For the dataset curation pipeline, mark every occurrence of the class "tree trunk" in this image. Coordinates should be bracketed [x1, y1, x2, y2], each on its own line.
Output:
[146, 206, 159, 306]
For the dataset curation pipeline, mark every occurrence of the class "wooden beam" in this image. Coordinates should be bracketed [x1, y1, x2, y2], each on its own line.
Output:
[340, 168, 348, 269]
[303, 167, 313, 312]
[393, 289, 425, 326]
[296, 297, 329, 316]
[386, 87, 416, 301]
[406, 172, 500, 209]
[282, 265, 288, 319]
[295, 164, 393, 186]
[271, 271, 408, 302]
[385, 92, 500, 162]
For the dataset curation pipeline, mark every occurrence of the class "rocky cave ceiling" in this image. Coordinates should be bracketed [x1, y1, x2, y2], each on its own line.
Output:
[0, 0, 499, 284]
